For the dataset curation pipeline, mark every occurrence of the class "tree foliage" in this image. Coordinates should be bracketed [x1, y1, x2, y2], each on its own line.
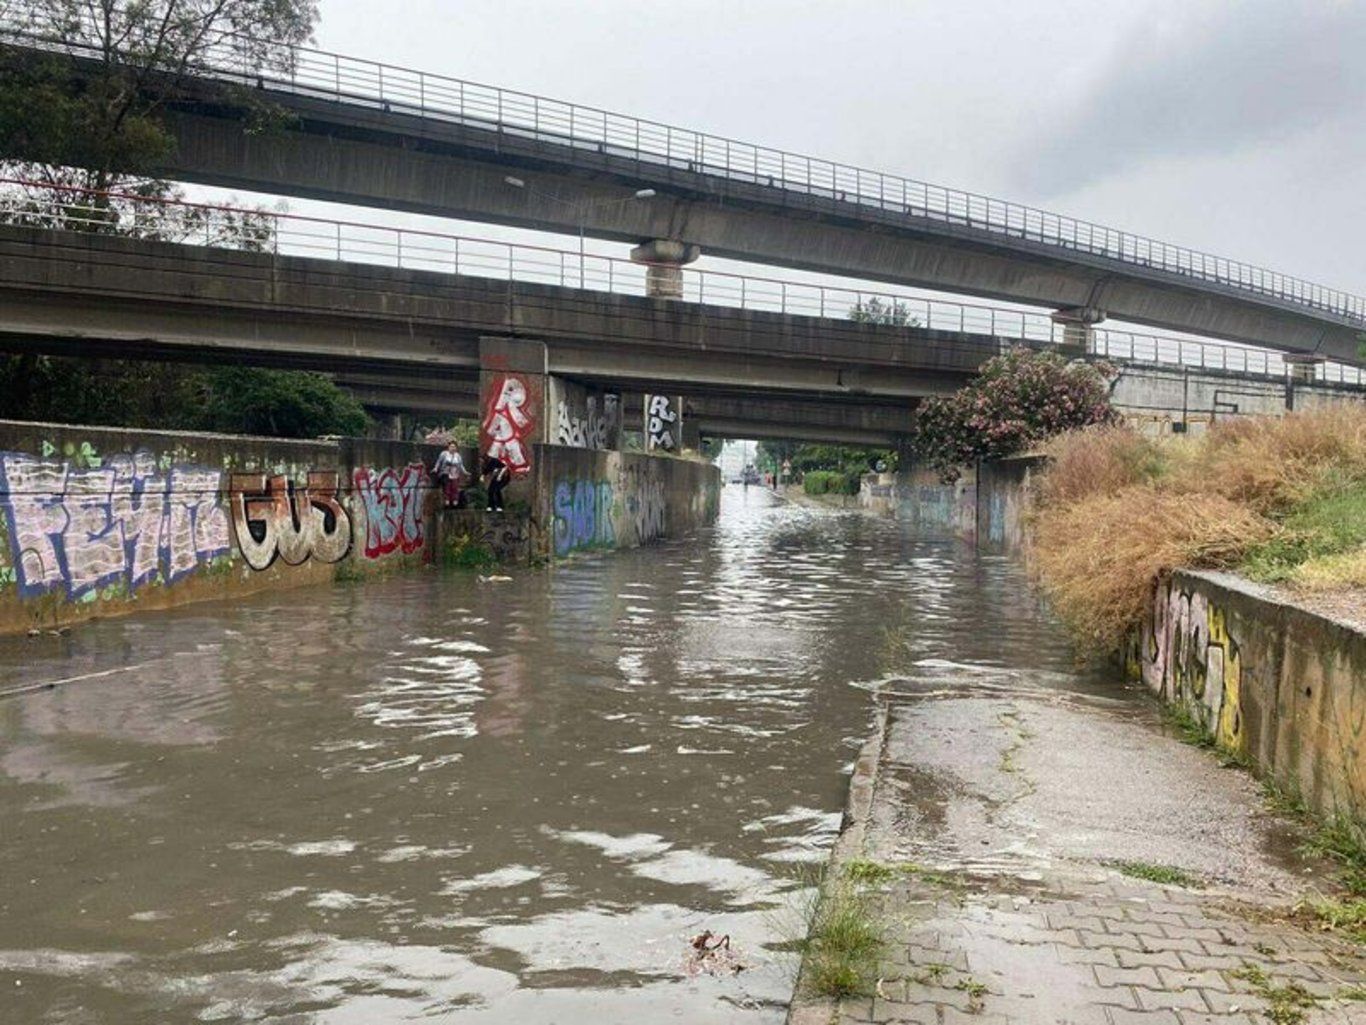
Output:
[910, 347, 1119, 482]
[848, 297, 921, 327]
[0, 0, 317, 229]
[0, 355, 370, 438]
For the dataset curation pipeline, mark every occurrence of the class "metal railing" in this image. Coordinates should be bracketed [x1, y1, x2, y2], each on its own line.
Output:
[4, 1, 1364, 327]
[1, 179, 1362, 389]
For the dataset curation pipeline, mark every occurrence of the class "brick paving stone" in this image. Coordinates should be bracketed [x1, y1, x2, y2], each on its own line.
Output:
[1198, 988, 1268, 1015]
[1155, 968, 1233, 994]
[1133, 986, 1211, 1013]
[1094, 965, 1165, 989]
[1058, 944, 1122, 967]
[1174, 1014, 1258, 1025]
[1117, 950, 1187, 970]
[1106, 1008, 1183, 1024]
[1083, 929, 1150, 951]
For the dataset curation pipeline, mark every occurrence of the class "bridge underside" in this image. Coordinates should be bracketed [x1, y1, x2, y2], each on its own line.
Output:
[0, 225, 961, 444]
[85, 80, 1363, 364]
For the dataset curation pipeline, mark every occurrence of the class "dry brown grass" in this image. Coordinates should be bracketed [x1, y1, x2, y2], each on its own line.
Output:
[1035, 426, 1164, 509]
[1030, 487, 1275, 651]
[1171, 405, 1366, 515]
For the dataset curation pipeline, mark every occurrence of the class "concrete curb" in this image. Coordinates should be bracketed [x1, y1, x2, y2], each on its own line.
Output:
[785, 701, 889, 1025]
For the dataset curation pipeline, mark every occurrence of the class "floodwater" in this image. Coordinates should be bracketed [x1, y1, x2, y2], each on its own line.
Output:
[0, 487, 1107, 1024]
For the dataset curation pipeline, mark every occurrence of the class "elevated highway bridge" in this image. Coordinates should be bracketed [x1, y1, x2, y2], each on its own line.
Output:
[3, 12, 1363, 361]
[2, 187, 1360, 446]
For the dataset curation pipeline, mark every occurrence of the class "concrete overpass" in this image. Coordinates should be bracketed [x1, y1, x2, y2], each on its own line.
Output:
[3, 23, 1361, 359]
[0, 221, 1009, 445]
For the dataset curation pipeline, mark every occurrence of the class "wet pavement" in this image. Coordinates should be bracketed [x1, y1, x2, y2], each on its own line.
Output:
[792, 690, 1366, 1024]
[1, 486, 1092, 1024]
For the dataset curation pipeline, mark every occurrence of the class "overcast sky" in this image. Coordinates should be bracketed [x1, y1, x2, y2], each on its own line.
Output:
[299, 0, 1364, 296]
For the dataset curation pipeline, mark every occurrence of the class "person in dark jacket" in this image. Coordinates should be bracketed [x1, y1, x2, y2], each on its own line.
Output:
[482, 454, 510, 512]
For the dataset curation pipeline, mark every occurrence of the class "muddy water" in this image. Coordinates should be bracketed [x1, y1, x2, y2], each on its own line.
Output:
[0, 488, 1108, 1024]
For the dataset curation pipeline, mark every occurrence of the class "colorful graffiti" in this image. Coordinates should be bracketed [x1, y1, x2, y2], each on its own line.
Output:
[555, 392, 620, 451]
[353, 465, 429, 559]
[552, 478, 615, 557]
[483, 374, 536, 477]
[646, 394, 678, 452]
[230, 472, 351, 571]
[0, 451, 230, 599]
[1137, 580, 1244, 752]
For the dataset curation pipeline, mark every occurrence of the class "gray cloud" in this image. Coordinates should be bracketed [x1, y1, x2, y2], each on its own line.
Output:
[1016, 2, 1366, 198]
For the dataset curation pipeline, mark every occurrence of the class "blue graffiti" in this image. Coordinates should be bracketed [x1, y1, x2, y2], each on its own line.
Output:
[552, 479, 615, 557]
[0, 450, 231, 599]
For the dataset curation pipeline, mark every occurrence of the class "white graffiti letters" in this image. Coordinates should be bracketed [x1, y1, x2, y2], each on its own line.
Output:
[0, 451, 230, 599]
[646, 394, 678, 452]
[230, 472, 351, 571]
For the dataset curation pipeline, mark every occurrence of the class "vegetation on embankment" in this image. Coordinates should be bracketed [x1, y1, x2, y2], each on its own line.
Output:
[1029, 405, 1366, 652]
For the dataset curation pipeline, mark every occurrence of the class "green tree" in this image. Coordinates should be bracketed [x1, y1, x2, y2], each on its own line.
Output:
[910, 347, 1118, 482]
[848, 297, 921, 327]
[0, 0, 317, 229]
[0, 356, 370, 438]
[194, 366, 368, 437]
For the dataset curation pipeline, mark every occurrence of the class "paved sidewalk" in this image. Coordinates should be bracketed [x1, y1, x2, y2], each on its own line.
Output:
[791, 684, 1366, 1025]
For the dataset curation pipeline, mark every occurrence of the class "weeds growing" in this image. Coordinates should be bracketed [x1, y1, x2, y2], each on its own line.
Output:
[800, 870, 886, 999]
[1115, 860, 1204, 889]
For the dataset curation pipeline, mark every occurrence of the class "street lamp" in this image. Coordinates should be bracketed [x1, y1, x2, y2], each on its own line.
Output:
[503, 175, 656, 288]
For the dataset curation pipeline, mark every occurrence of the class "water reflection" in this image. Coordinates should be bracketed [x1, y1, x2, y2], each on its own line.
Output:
[0, 487, 1114, 1023]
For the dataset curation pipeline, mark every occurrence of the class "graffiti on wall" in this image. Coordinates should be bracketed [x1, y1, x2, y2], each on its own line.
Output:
[0, 451, 230, 599]
[552, 478, 616, 557]
[483, 374, 536, 477]
[353, 465, 429, 559]
[620, 464, 666, 546]
[231, 472, 351, 571]
[1136, 580, 1244, 751]
[555, 392, 620, 451]
[645, 394, 678, 452]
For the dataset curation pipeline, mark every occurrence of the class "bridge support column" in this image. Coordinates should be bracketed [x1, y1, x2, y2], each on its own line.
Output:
[1051, 306, 1106, 355]
[644, 392, 684, 453]
[680, 404, 702, 454]
[630, 240, 701, 299]
[479, 337, 548, 481]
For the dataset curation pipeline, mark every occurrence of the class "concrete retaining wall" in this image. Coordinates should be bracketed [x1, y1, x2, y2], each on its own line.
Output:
[0, 422, 719, 632]
[0, 420, 465, 634]
[1128, 571, 1366, 832]
[532, 446, 720, 560]
[861, 456, 1040, 553]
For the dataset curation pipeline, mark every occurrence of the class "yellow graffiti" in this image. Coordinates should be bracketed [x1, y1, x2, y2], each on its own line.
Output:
[1208, 604, 1243, 753]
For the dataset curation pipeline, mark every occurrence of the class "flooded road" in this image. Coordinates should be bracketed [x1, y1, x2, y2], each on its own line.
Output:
[0, 487, 1111, 1024]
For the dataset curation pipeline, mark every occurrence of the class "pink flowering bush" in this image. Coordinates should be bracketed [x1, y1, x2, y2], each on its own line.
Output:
[912, 347, 1119, 481]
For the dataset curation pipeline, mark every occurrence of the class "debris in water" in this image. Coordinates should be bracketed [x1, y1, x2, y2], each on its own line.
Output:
[477, 575, 514, 584]
[684, 930, 752, 976]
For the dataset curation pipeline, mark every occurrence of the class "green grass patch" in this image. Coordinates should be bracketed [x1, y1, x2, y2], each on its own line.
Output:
[1230, 963, 1320, 1025]
[1116, 861, 1204, 889]
[1302, 896, 1366, 944]
[1241, 481, 1366, 583]
[845, 859, 897, 884]
[954, 976, 989, 1012]
[800, 874, 885, 999]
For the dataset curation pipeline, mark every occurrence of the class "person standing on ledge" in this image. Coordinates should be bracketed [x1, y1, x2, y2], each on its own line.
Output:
[482, 453, 510, 513]
[432, 441, 467, 509]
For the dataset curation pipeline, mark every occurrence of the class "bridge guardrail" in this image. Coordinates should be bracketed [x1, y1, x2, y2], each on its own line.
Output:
[4, 2, 1365, 329]
[1, 179, 1361, 389]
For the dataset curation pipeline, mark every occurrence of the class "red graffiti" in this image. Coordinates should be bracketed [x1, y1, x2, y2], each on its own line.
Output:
[353, 465, 429, 559]
[482, 373, 536, 477]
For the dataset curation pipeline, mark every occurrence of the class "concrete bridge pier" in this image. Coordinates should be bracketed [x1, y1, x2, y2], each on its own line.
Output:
[479, 337, 549, 501]
[630, 240, 701, 299]
[1051, 305, 1107, 355]
[644, 392, 685, 453]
